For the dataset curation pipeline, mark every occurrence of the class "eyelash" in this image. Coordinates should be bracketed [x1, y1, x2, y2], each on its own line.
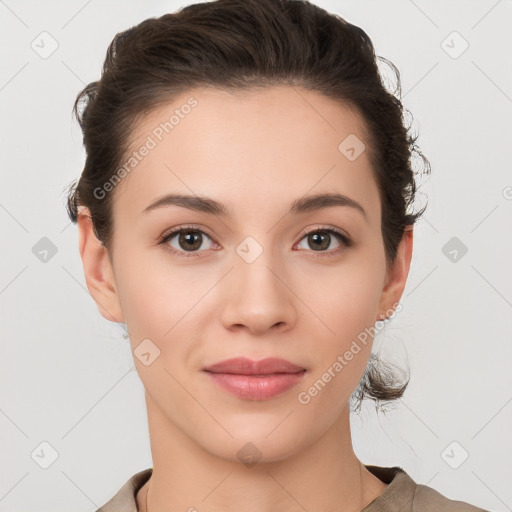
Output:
[158, 224, 352, 259]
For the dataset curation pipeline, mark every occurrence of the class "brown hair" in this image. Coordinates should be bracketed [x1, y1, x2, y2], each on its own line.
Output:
[64, 0, 430, 409]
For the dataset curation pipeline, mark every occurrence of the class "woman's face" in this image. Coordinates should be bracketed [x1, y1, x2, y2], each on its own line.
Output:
[80, 85, 412, 462]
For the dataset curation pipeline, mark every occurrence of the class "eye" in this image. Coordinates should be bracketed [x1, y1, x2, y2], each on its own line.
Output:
[295, 227, 352, 257]
[159, 225, 217, 258]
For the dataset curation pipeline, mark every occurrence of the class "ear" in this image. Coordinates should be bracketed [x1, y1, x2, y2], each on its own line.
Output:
[376, 226, 413, 320]
[77, 210, 124, 323]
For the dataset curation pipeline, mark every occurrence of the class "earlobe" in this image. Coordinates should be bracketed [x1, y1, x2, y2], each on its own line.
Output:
[377, 226, 414, 320]
[77, 211, 124, 323]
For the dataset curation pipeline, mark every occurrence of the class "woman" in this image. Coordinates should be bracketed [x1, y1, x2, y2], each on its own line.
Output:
[65, 0, 486, 510]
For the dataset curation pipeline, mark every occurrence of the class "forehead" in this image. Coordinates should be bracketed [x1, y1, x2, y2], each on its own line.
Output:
[111, 85, 380, 224]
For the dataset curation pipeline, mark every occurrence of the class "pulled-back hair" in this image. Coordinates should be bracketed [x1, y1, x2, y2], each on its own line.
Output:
[64, 0, 430, 409]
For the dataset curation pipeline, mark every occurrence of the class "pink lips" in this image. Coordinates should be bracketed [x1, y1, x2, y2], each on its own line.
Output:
[203, 357, 307, 400]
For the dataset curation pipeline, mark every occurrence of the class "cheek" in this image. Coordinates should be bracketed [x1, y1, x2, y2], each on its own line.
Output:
[314, 261, 383, 341]
[297, 282, 379, 422]
[114, 251, 209, 370]
[303, 256, 384, 388]
[113, 249, 180, 351]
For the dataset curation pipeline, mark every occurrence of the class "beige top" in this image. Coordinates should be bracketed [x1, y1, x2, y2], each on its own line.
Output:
[96, 465, 488, 511]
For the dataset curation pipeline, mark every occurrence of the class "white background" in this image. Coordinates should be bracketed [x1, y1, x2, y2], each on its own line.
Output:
[1, 0, 511, 511]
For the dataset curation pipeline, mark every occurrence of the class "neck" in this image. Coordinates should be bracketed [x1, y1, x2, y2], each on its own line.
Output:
[137, 392, 387, 512]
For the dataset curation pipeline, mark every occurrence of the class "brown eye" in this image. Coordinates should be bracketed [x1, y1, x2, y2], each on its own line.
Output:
[307, 231, 331, 251]
[160, 227, 216, 257]
[176, 230, 204, 251]
[296, 228, 351, 256]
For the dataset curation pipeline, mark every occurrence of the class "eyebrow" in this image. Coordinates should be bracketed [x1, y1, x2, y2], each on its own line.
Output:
[142, 192, 367, 220]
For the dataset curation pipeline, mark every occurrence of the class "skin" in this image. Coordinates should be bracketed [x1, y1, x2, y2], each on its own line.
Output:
[78, 85, 413, 512]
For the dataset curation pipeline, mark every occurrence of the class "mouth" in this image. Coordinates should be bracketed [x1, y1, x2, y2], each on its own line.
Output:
[202, 356, 306, 375]
[202, 357, 307, 400]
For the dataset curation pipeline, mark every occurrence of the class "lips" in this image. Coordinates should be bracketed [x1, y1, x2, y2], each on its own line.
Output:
[203, 357, 305, 375]
[202, 357, 307, 400]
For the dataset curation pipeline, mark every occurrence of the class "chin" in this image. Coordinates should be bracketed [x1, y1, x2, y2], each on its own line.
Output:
[196, 424, 310, 465]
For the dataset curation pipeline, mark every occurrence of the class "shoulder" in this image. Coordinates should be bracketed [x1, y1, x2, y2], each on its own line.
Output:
[414, 480, 488, 511]
[96, 468, 152, 512]
[363, 465, 489, 512]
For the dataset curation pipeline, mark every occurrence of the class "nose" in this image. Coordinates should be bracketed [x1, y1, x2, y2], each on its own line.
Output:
[219, 251, 297, 336]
